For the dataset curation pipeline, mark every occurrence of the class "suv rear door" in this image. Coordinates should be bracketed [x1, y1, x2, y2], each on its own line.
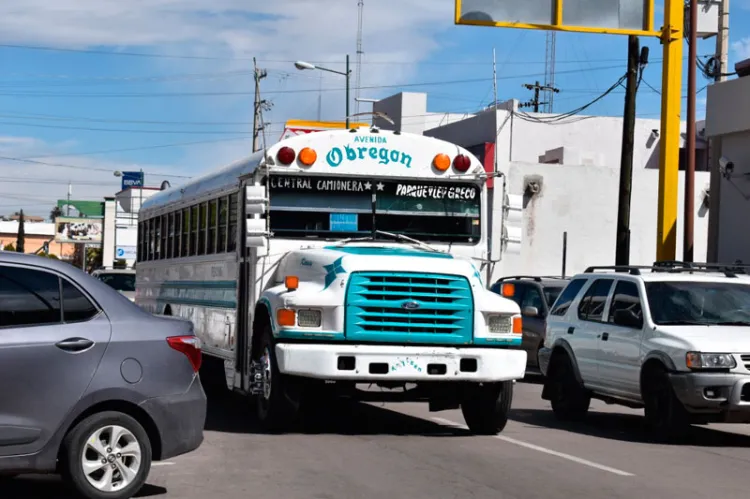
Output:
[0, 264, 111, 457]
[572, 278, 615, 386]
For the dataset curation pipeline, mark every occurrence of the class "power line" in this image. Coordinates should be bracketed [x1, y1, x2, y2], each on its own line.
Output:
[0, 155, 194, 178]
[20, 136, 253, 160]
[0, 110, 257, 126]
[0, 64, 625, 99]
[0, 42, 711, 66]
[0, 120, 253, 135]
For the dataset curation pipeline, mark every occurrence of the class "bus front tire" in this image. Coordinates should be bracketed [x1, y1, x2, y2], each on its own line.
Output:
[460, 381, 513, 435]
[254, 327, 297, 431]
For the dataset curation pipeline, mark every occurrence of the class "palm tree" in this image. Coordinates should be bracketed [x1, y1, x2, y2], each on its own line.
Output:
[16, 210, 25, 253]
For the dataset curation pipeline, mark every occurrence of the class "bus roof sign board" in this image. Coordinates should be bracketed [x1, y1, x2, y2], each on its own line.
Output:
[454, 0, 659, 37]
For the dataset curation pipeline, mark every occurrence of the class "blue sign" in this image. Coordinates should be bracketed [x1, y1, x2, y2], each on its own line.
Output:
[115, 246, 137, 260]
[330, 213, 358, 232]
[121, 171, 144, 190]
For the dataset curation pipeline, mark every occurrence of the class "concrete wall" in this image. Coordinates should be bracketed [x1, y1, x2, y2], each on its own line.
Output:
[427, 109, 707, 177]
[492, 163, 711, 280]
[103, 198, 116, 267]
[705, 75, 750, 264]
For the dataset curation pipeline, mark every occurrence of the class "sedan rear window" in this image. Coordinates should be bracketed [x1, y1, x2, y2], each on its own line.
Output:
[96, 273, 135, 292]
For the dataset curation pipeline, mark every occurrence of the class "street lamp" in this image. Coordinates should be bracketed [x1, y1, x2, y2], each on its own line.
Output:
[294, 56, 351, 128]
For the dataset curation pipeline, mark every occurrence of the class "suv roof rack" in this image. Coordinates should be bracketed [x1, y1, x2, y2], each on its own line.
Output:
[584, 265, 648, 275]
[651, 260, 747, 278]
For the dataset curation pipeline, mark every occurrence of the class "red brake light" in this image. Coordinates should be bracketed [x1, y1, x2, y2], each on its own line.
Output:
[167, 336, 202, 372]
[453, 154, 471, 172]
[277, 146, 296, 165]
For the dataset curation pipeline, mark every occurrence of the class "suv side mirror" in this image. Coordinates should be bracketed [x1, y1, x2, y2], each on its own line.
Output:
[522, 306, 539, 318]
[614, 309, 642, 329]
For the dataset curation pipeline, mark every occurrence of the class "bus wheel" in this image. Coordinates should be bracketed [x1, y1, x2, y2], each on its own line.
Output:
[254, 326, 297, 432]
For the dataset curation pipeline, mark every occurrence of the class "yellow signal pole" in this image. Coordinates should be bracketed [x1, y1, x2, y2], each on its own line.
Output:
[656, 0, 684, 260]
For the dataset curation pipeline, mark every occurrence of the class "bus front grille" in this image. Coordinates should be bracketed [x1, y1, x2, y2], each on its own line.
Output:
[344, 272, 473, 344]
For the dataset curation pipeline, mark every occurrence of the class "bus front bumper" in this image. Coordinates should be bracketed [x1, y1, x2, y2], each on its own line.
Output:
[275, 343, 527, 382]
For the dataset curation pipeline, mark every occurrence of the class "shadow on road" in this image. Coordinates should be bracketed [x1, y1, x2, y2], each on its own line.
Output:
[0, 476, 166, 499]
[203, 384, 472, 437]
[510, 407, 750, 447]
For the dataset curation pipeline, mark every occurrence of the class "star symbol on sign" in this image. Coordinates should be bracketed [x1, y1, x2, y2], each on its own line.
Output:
[364, 181, 372, 190]
[323, 257, 346, 289]
[376, 182, 385, 191]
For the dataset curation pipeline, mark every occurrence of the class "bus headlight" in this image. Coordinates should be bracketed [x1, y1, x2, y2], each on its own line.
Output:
[297, 309, 322, 328]
[487, 315, 522, 334]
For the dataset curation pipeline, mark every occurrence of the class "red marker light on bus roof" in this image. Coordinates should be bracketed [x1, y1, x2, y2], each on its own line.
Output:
[453, 154, 471, 173]
[277, 147, 296, 165]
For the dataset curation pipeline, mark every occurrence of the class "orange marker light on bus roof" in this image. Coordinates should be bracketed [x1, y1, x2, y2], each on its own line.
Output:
[433, 153, 450, 171]
[298, 147, 317, 166]
[501, 283, 515, 297]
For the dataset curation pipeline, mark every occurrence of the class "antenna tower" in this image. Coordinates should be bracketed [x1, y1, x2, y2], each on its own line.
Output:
[543, 31, 557, 113]
[355, 0, 364, 116]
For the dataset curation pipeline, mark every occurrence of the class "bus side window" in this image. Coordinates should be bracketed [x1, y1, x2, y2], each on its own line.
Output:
[227, 193, 238, 252]
[191, 205, 199, 256]
[182, 208, 190, 257]
[208, 200, 218, 254]
[198, 203, 207, 256]
[218, 197, 228, 253]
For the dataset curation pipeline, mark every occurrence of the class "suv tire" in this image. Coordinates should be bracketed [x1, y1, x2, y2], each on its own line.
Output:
[643, 366, 690, 442]
[62, 411, 152, 499]
[461, 381, 513, 435]
[547, 353, 590, 421]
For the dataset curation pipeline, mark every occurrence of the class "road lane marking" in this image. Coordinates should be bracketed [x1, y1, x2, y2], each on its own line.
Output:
[430, 417, 635, 477]
[152, 462, 175, 466]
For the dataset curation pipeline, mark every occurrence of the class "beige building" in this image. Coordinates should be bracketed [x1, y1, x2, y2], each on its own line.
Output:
[0, 220, 75, 258]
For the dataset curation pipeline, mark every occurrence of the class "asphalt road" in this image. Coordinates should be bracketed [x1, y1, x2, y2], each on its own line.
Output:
[5, 375, 750, 499]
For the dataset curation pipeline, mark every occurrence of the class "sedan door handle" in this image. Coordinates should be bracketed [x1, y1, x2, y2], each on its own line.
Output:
[55, 338, 94, 352]
[601, 332, 609, 341]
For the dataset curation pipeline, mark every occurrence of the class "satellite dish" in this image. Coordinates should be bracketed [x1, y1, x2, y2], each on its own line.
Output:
[160, 180, 171, 191]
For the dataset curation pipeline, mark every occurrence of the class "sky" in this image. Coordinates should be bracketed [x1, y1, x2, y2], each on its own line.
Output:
[0, 0, 748, 218]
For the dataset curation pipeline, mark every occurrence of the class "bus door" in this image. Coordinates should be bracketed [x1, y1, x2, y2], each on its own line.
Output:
[236, 183, 268, 393]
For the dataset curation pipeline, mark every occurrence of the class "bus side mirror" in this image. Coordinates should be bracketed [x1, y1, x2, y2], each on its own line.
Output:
[245, 186, 268, 250]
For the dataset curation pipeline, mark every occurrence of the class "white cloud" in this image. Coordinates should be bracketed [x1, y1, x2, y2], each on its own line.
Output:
[0, 1, 457, 213]
[0, 135, 182, 218]
[732, 37, 750, 61]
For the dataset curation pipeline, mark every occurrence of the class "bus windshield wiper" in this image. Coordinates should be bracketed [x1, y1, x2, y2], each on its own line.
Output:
[334, 230, 442, 253]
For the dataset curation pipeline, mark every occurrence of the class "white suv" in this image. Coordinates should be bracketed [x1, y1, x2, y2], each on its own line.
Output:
[538, 262, 750, 440]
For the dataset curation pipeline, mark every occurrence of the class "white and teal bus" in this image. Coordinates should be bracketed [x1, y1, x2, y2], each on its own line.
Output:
[136, 126, 526, 434]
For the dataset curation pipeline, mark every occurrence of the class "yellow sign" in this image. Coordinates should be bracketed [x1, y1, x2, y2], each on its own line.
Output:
[454, 0, 659, 37]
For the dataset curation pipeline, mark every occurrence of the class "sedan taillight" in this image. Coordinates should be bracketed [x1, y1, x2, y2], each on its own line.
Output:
[166, 336, 202, 372]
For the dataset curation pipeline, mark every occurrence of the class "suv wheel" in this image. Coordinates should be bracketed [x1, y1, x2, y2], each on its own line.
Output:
[461, 381, 513, 435]
[547, 353, 590, 421]
[643, 366, 690, 441]
[62, 411, 152, 499]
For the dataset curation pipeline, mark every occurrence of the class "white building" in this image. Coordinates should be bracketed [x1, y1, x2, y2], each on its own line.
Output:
[371, 92, 711, 280]
[103, 187, 161, 268]
[705, 67, 750, 264]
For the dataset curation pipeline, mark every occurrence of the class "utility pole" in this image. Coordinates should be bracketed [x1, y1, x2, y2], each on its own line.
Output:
[355, 0, 364, 116]
[684, 0, 698, 263]
[544, 32, 557, 113]
[252, 57, 268, 153]
[520, 81, 559, 113]
[707, 0, 730, 262]
[615, 36, 641, 266]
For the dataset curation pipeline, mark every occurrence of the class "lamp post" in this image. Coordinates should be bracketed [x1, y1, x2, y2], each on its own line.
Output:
[294, 56, 351, 128]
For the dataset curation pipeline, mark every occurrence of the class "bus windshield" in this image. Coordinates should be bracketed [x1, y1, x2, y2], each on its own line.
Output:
[267, 174, 481, 244]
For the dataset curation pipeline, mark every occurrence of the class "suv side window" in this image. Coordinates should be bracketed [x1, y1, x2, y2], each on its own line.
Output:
[520, 285, 545, 313]
[0, 266, 61, 327]
[608, 280, 643, 328]
[550, 278, 586, 316]
[577, 279, 614, 322]
[62, 278, 99, 323]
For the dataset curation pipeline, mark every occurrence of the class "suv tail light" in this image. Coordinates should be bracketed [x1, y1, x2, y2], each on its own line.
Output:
[167, 336, 202, 372]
